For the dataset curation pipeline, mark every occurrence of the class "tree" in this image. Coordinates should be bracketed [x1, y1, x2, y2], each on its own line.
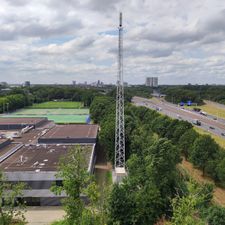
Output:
[0, 171, 26, 225]
[151, 116, 172, 137]
[99, 113, 115, 162]
[51, 146, 100, 225]
[170, 180, 212, 225]
[216, 157, 225, 185]
[179, 129, 199, 160]
[172, 120, 192, 143]
[90, 96, 115, 123]
[108, 138, 182, 225]
[145, 138, 181, 199]
[170, 194, 205, 225]
[190, 135, 219, 176]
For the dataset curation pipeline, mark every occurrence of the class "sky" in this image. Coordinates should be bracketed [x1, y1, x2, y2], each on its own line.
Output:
[1, 0, 225, 85]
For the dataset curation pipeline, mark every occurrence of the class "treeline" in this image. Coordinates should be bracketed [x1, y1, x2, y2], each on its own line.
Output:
[28, 86, 101, 106]
[0, 94, 31, 113]
[0, 85, 152, 114]
[0, 86, 103, 113]
[161, 86, 204, 104]
[90, 95, 225, 224]
[107, 85, 153, 102]
[160, 85, 225, 105]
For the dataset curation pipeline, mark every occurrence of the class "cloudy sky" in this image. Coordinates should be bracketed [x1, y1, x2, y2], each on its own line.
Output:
[1, 0, 225, 84]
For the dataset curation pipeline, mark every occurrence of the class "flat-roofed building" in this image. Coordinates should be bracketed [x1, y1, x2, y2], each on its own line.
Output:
[0, 117, 48, 130]
[38, 124, 99, 144]
[0, 144, 96, 206]
[0, 119, 99, 205]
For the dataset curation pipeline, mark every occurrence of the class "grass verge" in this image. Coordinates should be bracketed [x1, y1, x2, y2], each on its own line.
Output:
[194, 127, 225, 149]
[185, 101, 225, 120]
[179, 159, 225, 207]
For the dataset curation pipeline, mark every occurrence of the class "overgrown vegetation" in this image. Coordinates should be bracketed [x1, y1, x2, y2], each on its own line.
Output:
[0, 171, 26, 225]
[90, 95, 225, 224]
[51, 146, 109, 225]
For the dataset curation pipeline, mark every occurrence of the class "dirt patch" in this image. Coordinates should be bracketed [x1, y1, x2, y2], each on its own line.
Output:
[24, 206, 65, 225]
[180, 159, 225, 207]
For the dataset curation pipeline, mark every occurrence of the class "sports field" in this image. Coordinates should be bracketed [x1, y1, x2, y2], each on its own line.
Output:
[12, 108, 89, 115]
[0, 101, 91, 123]
[2, 105, 90, 124]
[2, 114, 90, 124]
[29, 101, 83, 109]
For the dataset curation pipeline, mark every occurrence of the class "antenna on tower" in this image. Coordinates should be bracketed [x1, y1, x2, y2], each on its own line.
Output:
[119, 12, 122, 27]
[113, 12, 126, 183]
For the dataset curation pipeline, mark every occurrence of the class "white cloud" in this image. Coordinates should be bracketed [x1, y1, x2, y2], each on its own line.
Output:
[0, 0, 225, 84]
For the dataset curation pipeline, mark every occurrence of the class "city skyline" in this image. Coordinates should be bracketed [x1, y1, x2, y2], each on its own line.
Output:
[1, 0, 225, 84]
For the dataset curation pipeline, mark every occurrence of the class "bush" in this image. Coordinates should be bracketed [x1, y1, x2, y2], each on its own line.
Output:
[206, 205, 225, 225]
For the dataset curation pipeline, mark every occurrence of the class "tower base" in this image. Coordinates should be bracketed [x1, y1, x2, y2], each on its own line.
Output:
[112, 167, 127, 183]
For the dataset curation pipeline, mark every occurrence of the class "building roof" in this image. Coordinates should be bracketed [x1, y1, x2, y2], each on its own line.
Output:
[40, 124, 98, 139]
[0, 143, 18, 157]
[0, 138, 9, 145]
[0, 144, 94, 172]
[0, 117, 47, 126]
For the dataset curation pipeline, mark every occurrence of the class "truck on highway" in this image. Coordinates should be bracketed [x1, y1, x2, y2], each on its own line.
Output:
[192, 119, 201, 126]
[200, 111, 207, 116]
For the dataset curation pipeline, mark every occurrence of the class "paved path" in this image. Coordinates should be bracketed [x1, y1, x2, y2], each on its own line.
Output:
[25, 206, 65, 225]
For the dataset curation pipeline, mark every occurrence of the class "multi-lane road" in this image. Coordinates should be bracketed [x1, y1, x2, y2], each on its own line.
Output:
[132, 96, 225, 139]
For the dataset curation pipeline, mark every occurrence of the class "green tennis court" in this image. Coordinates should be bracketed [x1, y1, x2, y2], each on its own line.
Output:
[12, 108, 89, 115]
[2, 107, 90, 124]
[1, 114, 89, 124]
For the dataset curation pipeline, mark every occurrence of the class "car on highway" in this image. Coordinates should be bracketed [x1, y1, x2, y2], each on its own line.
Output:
[192, 119, 201, 126]
[209, 126, 215, 130]
[221, 133, 225, 136]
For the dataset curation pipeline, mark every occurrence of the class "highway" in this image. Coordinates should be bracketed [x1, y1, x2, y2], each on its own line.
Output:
[132, 96, 225, 139]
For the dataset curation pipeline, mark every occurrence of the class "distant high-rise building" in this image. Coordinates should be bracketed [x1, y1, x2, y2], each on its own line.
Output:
[145, 77, 158, 87]
[72, 81, 76, 86]
[24, 81, 30, 87]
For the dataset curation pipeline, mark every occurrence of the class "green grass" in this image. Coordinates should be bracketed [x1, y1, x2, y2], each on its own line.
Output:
[29, 101, 83, 109]
[185, 102, 225, 120]
[194, 127, 225, 149]
[51, 220, 67, 225]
